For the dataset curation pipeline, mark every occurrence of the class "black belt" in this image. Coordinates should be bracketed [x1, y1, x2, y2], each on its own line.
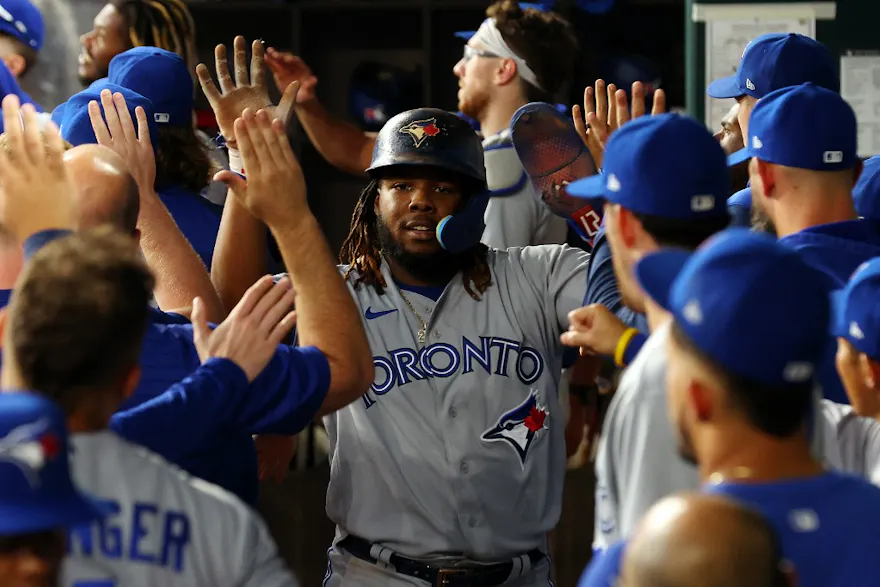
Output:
[338, 535, 545, 587]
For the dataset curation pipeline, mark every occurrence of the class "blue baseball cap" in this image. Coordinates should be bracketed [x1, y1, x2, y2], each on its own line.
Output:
[636, 228, 830, 386]
[108, 47, 193, 128]
[706, 33, 838, 100]
[0, 392, 111, 535]
[454, 2, 556, 39]
[831, 259, 880, 359]
[727, 83, 857, 169]
[853, 156, 880, 221]
[727, 186, 751, 209]
[565, 113, 729, 220]
[51, 80, 159, 150]
[0, 0, 43, 50]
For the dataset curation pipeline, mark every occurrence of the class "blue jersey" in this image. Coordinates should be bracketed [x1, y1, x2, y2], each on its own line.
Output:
[780, 220, 880, 404]
[157, 185, 223, 269]
[580, 471, 880, 587]
[0, 294, 329, 505]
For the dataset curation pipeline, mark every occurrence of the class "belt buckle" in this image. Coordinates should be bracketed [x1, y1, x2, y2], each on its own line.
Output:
[435, 568, 469, 587]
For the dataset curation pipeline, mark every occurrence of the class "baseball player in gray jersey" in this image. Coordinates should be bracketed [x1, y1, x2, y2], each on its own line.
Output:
[263, 1, 578, 249]
[3, 229, 300, 587]
[207, 100, 590, 583]
[319, 107, 587, 587]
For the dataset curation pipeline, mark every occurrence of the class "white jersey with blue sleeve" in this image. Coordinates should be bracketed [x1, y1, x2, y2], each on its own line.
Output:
[62, 431, 298, 587]
[324, 244, 588, 566]
[594, 322, 880, 551]
[481, 129, 568, 249]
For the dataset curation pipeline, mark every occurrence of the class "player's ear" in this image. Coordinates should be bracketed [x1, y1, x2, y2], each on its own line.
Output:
[495, 58, 517, 86]
[0, 307, 8, 350]
[119, 365, 141, 401]
[617, 206, 640, 249]
[2, 54, 25, 77]
[860, 353, 880, 389]
[754, 159, 776, 198]
[688, 379, 713, 423]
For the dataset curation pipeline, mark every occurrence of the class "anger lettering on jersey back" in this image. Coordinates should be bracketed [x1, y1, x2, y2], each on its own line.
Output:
[68, 500, 191, 572]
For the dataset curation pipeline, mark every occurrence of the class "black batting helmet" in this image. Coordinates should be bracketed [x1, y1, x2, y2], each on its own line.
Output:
[366, 108, 487, 190]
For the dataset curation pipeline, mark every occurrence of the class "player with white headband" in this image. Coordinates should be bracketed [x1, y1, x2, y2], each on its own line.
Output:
[262, 1, 579, 249]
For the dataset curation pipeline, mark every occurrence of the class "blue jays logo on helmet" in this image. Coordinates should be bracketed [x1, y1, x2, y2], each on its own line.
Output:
[0, 417, 60, 488]
[481, 391, 549, 467]
[399, 117, 442, 148]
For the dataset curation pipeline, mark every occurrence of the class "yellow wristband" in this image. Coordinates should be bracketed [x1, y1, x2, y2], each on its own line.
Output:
[614, 328, 640, 368]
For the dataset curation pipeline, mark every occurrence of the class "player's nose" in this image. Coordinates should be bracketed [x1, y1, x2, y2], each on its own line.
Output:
[408, 187, 436, 212]
[453, 58, 466, 78]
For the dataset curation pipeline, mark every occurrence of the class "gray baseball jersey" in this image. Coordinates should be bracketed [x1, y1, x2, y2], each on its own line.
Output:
[481, 130, 568, 249]
[594, 321, 880, 551]
[62, 430, 298, 587]
[324, 245, 589, 563]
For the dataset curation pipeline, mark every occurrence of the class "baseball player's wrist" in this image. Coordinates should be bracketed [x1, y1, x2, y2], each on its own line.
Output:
[613, 328, 640, 368]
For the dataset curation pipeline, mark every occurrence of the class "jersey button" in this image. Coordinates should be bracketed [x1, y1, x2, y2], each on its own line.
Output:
[433, 331, 441, 339]
[449, 407, 457, 418]
[460, 461, 469, 474]
[468, 517, 477, 528]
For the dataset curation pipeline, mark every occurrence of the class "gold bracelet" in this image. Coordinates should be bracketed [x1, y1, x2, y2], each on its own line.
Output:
[614, 328, 640, 368]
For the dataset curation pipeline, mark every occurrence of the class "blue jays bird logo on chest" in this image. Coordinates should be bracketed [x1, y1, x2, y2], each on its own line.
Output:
[399, 118, 441, 148]
[482, 391, 549, 467]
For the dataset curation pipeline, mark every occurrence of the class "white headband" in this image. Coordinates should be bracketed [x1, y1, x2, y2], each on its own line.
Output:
[470, 18, 544, 92]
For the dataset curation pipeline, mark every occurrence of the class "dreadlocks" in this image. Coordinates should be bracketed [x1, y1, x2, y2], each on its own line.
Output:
[340, 181, 493, 301]
[110, 0, 197, 74]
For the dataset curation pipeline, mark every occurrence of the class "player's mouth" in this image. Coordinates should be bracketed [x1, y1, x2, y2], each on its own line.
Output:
[78, 50, 92, 66]
[403, 220, 437, 241]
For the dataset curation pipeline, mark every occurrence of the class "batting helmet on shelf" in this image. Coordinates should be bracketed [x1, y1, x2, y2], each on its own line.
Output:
[367, 108, 489, 254]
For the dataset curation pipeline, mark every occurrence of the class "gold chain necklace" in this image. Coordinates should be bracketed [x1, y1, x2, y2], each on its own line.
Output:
[707, 466, 754, 485]
[399, 291, 431, 345]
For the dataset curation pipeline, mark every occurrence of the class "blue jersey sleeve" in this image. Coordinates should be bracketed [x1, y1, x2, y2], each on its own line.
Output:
[578, 540, 627, 587]
[22, 229, 73, 260]
[110, 358, 250, 463]
[237, 344, 330, 435]
[585, 231, 650, 334]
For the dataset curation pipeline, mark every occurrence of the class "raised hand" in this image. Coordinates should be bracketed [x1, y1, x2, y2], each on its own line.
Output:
[191, 275, 297, 382]
[613, 81, 667, 128]
[197, 36, 298, 149]
[572, 79, 617, 169]
[89, 89, 156, 194]
[214, 105, 307, 224]
[264, 48, 318, 104]
[0, 95, 76, 241]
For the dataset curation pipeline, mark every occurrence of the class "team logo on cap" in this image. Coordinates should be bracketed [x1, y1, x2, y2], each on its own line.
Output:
[850, 321, 865, 340]
[746, 79, 756, 91]
[399, 118, 442, 148]
[752, 136, 763, 150]
[607, 174, 621, 192]
[482, 391, 549, 468]
[0, 418, 60, 488]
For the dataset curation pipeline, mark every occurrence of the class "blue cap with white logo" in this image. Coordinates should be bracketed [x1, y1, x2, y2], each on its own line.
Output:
[831, 258, 880, 360]
[0, 392, 111, 535]
[0, 0, 44, 51]
[853, 156, 880, 221]
[108, 47, 193, 128]
[727, 83, 857, 169]
[706, 33, 838, 100]
[565, 113, 730, 219]
[51, 80, 159, 151]
[636, 227, 830, 386]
